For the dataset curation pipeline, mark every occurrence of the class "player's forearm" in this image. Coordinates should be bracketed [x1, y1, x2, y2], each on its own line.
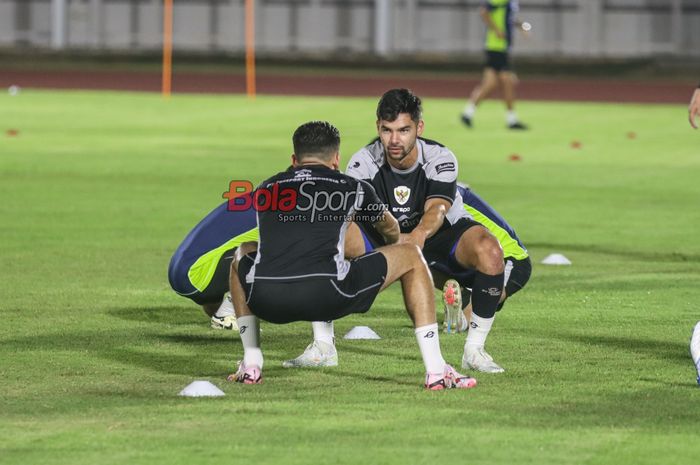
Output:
[414, 203, 447, 240]
[375, 211, 400, 245]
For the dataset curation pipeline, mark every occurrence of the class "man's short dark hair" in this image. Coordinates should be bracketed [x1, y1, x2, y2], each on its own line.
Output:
[292, 121, 340, 161]
[376, 88, 422, 123]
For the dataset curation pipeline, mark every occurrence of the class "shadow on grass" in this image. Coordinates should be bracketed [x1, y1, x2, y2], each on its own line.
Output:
[156, 333, 233, 346]
[519, 387, 700, 429]
[108, 346, 229, 377]
[4, 330, 231, 377]
[339, 343, 422, 364]
[6, 305, 391, 381]
[108, 305, 205, 326]
[322, 369, 416, 387]
[550, 330, 690, 365]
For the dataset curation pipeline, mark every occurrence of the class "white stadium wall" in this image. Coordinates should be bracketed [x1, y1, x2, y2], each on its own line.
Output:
[0, 0, 698, 58]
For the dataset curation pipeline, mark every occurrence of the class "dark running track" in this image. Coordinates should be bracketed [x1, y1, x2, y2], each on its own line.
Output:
[0, 69, 690, 104]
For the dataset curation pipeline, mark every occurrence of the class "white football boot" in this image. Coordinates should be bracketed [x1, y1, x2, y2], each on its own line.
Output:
[462, 345, 505, 373]
[282, 340, 338, 368]
[442, 280, 468, 333]
[210, 292, 238, 330]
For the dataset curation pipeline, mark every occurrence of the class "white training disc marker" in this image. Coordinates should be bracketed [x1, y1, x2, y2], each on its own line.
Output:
[344, 326, 381, 340]
[541, 253, 572, 265]
[179, 380, 225, 397]
[522, 22, 532, 32]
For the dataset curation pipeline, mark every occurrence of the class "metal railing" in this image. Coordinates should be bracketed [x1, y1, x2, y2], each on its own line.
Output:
[0, 0, 698, 58]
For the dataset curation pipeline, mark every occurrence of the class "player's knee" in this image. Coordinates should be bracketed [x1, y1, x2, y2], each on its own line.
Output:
[392, 243, 425, 271]
[401, 243, 423, 260]
[475, 235, 504, 274]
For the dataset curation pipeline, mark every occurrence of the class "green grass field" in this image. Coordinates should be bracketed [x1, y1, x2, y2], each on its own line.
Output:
[1, 89, 699, 465]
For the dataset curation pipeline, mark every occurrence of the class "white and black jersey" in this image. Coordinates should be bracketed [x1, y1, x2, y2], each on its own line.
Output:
[346, 137, 471, 233]
[245, 164, 386, 283]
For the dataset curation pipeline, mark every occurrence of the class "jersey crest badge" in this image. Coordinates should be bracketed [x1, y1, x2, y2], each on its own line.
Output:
[394, 186, 411, 205]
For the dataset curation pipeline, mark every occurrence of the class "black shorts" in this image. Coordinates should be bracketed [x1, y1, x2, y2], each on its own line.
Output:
[423, 218, 482, 272]
[237, 251, 388, 324]
[504, 256, 532, 298]
[359, 218, 482, 274]
[485, 50, 510, 72]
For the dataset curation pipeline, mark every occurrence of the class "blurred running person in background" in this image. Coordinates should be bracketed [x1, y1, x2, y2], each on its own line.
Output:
[461, 0, 529, 130]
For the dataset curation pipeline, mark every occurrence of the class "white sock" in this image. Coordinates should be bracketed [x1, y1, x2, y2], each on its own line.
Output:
[463, 102, 476, 118]
[312, 321, 335, 347]
[214, 292, 235, 317]
[466, 314, 495, 349]
[237, 315, 263, 368]
[506, 110, 518, 125]
[415, 323, 446, 374]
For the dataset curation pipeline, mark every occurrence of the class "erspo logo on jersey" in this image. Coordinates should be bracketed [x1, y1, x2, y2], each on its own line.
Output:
[222, 180, 385, 223]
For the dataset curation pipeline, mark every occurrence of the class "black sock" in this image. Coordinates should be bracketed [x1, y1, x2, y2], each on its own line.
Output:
[471, 271, 504, 319]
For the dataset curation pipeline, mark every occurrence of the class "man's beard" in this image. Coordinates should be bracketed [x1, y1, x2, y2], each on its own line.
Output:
[385, 142, 414, 162]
